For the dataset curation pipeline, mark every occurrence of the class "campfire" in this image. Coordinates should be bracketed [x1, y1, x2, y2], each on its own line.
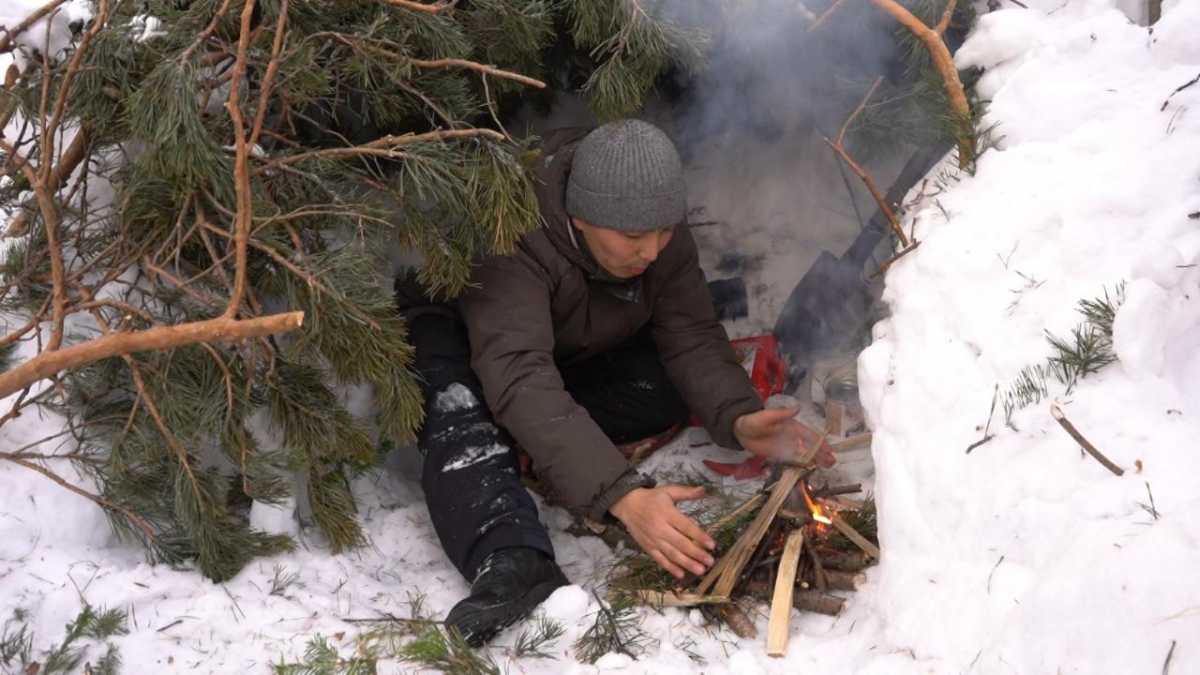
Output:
[612, 440, 879, 657]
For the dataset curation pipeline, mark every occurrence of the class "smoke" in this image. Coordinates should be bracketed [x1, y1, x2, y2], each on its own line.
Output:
[517, 0, 920, 342]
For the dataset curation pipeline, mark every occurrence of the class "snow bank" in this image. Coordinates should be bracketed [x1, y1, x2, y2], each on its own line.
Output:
[860, 1, 1200, 671]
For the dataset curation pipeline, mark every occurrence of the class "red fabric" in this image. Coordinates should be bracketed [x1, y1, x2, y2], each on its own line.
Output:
[697, 334, 785, 480]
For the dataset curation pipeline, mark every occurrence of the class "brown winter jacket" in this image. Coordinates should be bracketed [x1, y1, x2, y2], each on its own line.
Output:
[458, 128, 763, 518]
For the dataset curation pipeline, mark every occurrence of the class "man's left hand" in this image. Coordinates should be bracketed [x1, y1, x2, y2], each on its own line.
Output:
[733, 407, 836, 468]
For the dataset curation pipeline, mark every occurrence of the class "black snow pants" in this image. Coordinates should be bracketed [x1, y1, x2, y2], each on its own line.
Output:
[407, 312, 689, 581]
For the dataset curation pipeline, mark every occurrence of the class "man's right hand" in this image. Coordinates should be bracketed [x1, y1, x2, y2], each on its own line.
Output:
[609, 485, 716, 579]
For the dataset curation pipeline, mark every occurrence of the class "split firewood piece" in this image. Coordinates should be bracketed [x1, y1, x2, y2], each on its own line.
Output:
[823, 570, 867, 592]
[832, 432, 872, 452]
[825, 401, 845, 436]
[697, 466, 806, 596]
[818, 550, 872, 572]
[794, 591, 846, 616]
[829, 512, 881, 559]
[707, 493, 766, 535]
[635, 590, 727, 608]
[767, 529, 806, 657]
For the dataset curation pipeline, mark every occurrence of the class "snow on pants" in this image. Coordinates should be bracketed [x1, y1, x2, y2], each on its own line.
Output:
[407, 312, 688, 581]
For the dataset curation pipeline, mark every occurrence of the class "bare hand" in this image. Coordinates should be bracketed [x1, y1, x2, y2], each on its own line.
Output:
[610, 485, 716, 579]
[733, 407, 836, 468]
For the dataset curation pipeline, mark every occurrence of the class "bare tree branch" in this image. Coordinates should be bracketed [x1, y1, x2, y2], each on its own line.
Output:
[0, 312, 304, 399]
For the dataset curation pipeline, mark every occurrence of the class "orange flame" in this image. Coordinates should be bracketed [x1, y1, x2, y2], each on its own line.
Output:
[800, 482, 833, 528]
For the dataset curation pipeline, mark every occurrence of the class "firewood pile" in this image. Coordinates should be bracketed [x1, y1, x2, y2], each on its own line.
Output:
[610, 428, 879, 657]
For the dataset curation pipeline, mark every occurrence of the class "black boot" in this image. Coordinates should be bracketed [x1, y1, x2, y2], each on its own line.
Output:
[445, 547, 568, 647]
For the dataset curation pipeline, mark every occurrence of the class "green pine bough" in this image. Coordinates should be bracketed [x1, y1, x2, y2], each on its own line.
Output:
[0, 0, 701, 581]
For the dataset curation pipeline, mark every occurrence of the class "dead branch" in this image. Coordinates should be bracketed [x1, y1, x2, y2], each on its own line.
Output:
[248, 0, 289, 149]
[179, 0, 235, 63]
[0, 312, 304, 400]
[0, 454, 157, 540]
[871, 240, 922, 278]
[635, 590, 726, 608]
[409, 57, 546, 89]
[0, 0, 70, 54]
[1049, 402, 1124, 476]
[935, 0, 958, 35]
[867, 0, 973, 167]
[379, 0, 453, 13]
[829, 512, 881, 558]
[259, 127, 507, 170]
[807, 0, 848, 31]
[824, 77, 910, 248]
[4, 127, 90, 237]
[222, 0, 258, 319]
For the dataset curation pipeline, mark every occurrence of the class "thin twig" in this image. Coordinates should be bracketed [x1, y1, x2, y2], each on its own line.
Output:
[409, 57, 546, 89]
[378, 0, 453, 13]
[1161, 72, 1200, 112]
[807, 0, 848, 31]
[935, 0, 958, 35]
[0, 0, 70, 53]
[1049, 403, 1124, 476]
[1162, 640, 1177, 675]
[986, 554, 1004, 594]
[871, 240, 922, 278]
[248, 0, 289, 149]
[222, 0, 258, 319]
[966, 384, 999, 454]
[258, 127, 506, 171]
[0, 454, 156, 541]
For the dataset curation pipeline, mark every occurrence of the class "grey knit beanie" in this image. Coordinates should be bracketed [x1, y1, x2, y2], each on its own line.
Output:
[565, 119, 687, 232]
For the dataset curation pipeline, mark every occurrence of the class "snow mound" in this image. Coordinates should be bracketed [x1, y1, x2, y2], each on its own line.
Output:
[859, 0, 1200, 671]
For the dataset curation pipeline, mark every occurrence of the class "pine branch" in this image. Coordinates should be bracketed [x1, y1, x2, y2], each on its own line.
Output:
[573, 592, 649, 664]
[867, 0, 973, 167]
[0, 312, 304, 400]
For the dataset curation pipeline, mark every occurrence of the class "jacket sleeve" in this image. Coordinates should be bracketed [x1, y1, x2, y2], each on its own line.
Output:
[650, 228, 764, 449]
[458, 250, 635, 514]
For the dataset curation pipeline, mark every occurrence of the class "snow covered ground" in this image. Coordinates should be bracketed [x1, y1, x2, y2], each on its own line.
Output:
[4, 0, 1200, 672]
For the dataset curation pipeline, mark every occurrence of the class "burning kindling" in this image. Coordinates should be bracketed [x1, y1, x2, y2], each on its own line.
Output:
[610, 465, 879, 657]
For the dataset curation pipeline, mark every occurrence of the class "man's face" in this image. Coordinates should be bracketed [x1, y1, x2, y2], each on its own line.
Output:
[572, 217, 675, 279]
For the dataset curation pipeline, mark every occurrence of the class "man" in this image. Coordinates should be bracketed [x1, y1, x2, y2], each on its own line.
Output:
[396, 119, 833, 646]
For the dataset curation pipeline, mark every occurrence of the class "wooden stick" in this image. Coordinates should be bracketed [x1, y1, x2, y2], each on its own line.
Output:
[707, 492, 766, 535]
[829, 513, 881, 559]
[811, 483, 863, 499]
[767, 529, 805, 657]
[823, 570, 866, 592]
[818, 550, 872, 572]
[1049, 403, 1124, 476]
[825, 400, 845, 436]
[0, 312, 304, 399]
[697, 466, 805, 596]
[794, 591, 845, 616]
[717, 604, 757, 639]
[635, 590, 726, 608]
[832, 432, 872, 452]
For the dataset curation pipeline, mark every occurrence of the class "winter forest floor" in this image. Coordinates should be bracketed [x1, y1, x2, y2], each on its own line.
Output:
[4, 0, 1200, 673]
